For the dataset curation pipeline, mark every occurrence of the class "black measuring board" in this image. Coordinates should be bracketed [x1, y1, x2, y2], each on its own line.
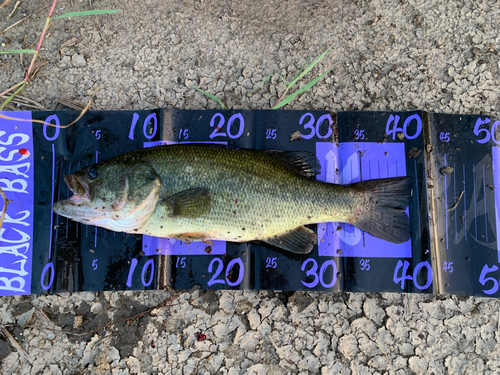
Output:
[1, 108, 498, 297]
[428, 113, 500, 296]
[251, 110, 341, 292]
[334, 111, 431, 293]
[29, 110, 163, 294]
[160, 109, 254, 291]
[250, 110, 431, 292]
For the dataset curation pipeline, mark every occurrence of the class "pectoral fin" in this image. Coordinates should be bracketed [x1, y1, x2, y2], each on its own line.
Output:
[263, 226, 317, 254]
[163, 188, 212, 218]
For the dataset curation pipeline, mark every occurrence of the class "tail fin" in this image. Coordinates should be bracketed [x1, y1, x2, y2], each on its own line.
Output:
[351, 177, 411, 244]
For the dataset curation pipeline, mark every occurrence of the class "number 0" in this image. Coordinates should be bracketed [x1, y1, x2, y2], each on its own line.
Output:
[227, 113, 245, 139]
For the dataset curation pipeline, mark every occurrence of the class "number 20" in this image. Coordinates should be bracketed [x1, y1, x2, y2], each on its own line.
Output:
[209, 113, 245, 139]
[207, 257, 244, 287]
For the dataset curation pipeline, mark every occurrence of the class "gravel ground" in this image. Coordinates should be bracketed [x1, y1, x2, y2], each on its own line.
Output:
[1, 0, 500, 374]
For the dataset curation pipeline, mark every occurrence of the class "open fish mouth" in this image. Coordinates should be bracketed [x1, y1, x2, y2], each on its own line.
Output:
[62, 174, 90, 205]
[53, 174, 96, 220]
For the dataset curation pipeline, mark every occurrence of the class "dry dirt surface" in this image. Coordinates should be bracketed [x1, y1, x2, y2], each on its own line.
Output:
[2, 0, 500, 374]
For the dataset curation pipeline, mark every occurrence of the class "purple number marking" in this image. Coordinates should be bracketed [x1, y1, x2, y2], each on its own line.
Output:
[0, 111, 34, 295]
[126, 258, 138, 288]
[141, 258, 154, 287]
[316, 142, 411, 258]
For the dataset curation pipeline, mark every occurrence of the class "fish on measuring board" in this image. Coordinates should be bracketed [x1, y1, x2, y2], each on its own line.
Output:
[53, 144, 411, 253]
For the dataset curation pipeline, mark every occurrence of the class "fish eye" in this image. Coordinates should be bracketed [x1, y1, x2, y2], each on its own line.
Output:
[87, 166, 99, 179]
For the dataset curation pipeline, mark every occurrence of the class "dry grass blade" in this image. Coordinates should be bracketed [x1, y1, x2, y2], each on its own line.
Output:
[447, 191, 465, 212]
[56, 96, 85, 110]
[0, 94, 47, 110]
[7, 0, 20, 19]
[1, 326, 33, 363]
[59, 37, 80, 53]
[1, 16, 29, 34]
[0, 80, 23, 98]
[0, 97, 92, 127]
[191, 85, 227, 109]
[0, 0, 14, 9]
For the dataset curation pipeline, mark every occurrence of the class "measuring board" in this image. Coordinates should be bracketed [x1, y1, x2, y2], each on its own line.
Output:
[0, 109, 498, 297]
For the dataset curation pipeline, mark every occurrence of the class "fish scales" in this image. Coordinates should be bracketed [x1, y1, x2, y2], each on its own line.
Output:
[144, 145, 353, 241]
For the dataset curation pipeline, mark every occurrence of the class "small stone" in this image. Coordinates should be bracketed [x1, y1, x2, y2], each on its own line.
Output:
[0, 339, 10, 361]
[16, 307, 35, 328]
[338, 334, 359, 359]
[363, 299, 386, 325]
[72, 54, 87, 67]
[409, 356, 427, 373]
[246, 363, 269, 375]
[445, 353, 468, 373]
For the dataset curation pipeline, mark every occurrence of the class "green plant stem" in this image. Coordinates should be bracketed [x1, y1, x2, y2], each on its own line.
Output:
[24, 0, 58, 82]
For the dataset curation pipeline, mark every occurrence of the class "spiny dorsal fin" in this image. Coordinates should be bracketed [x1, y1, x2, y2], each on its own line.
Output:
[262, 225, 317, 254]
[164, 187, 212, 218]
[264, 150, 320, 179]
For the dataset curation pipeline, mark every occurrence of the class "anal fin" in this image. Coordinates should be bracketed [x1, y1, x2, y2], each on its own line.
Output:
[172, 233, 209, 243]
[262, 226, 317, 254]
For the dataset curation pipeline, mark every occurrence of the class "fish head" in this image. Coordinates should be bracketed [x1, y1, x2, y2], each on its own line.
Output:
[53, 160, 161, 232]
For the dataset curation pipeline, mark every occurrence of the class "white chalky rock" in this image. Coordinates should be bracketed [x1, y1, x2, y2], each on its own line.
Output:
[276, 345, 301, 364]
[445, 353, 468, 374]
[409, 356, 427, 374]
[125, 356, 141, 374]
[247, 309, 261, 330]
[363, 299, 386, 325]
[72, 54, 87, 67]
[246, 363, 269, 375]
[338, 334, 359, 359]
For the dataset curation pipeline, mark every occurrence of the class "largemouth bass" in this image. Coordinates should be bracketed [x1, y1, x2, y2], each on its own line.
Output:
[53, 144, 411, 253]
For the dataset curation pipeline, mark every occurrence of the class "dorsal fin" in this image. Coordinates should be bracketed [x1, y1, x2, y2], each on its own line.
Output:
[264, 150, 320, 179]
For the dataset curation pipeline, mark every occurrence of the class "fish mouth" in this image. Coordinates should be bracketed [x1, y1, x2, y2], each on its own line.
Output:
[60, 174, 90, 206]
[53, 174, 92, 218]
